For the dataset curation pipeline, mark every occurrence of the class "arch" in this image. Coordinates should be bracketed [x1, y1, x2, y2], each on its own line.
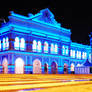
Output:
[64, 63, 68, 74]
[2, 58, 8, 74]
[51, 43, 54, 53]
[20, 38, 25, 50]
[55, 44, 58, 54]
[51, 62, 58, 74]
[71, 63, 75, 73]
[44, 41, 48, 53]
[14, 37, 20, 50]
[3, 38, 6, 50]
[37, 41, 42, 52]
[33, 59, 42, 74]
[6, 37, 9, 50]
[44, 63, 48, 74]
[15, 58, 24, 74]
[32, 40, 37, 52]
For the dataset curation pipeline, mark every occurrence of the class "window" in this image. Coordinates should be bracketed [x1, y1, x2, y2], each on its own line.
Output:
[37, 41, 42, 52]
[76, 51, 81, 59]
[55, 44, 58, 54]
[0, 40, 1, 51]
[14, 37, 20, 50]
[3, 38, 5, 50]
[44, 41, 48, 53]
[20, 38, 25, 51]
[51, 43, 54, 53]
[62, 45, 65, 55]
[32, 40, 37, 52]
[6, 37, 9, 50]
[89, 53, 91, 63]
[70, 50, 75, 58]
[62, 45, 69, 55]
[82, 52, 87, 59]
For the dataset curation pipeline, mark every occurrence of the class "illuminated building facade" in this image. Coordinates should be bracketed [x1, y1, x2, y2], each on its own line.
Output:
[0, 8, 91, 74]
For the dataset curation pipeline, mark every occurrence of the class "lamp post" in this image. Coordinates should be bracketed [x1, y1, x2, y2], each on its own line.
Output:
[89, 32, 92, 63]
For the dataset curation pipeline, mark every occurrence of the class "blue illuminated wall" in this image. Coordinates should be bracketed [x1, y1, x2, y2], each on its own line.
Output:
[0, 8, 91, 74]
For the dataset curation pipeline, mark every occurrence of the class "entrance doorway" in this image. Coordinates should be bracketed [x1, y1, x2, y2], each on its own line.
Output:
[15, 58, 24, 74]
[64, 63, 68, 74]
[2, 58, 8, 74]
[44, 63, 48, 74]
[51, 62, 58, 74]
[33, 59, 41, 74]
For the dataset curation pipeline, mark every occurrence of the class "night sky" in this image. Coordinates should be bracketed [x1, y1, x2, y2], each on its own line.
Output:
[0, 1, 92, 45]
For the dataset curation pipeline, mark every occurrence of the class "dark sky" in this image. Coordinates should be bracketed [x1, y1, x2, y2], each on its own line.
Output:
[0, 0, 92, 45]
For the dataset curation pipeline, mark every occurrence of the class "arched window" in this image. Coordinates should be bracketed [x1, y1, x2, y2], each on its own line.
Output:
[14, 37, 20, 50]
[70, 50, 75, 58]
[3, 38, 6, 50]
[82, 52, 87, 59]
[44, 41, 48, 53]
[32, 40, 37, 52]
[51, 43, 54, 53]
[0, 40, 1, 51]
[6, 37, 9, 50]
[20, 38, 25, 51]
[37, 41, 42, 52]
[55, 44, 58, 54]
[62, 45, 65, 55]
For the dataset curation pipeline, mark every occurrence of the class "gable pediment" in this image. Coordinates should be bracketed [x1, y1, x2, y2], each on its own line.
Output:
[31, 8, 61, 27]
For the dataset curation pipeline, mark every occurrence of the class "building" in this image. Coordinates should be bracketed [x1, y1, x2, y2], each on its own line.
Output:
[0, 8, 91, 74]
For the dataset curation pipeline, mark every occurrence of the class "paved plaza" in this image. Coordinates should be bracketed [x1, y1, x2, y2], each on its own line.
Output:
[0, 74, 92, 92]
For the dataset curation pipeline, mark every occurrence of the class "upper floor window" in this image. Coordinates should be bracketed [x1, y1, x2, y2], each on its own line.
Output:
[6, 37, 9, 50]
[44, 41, 48, 53]
[14, 37, 20, 50]
[20, 38, 25, 51]
[55, 44, 58, 54]
[37, 41, 42, 52]
[3, 38, 5, 50]
[89, 53, 91, 63]
[82, 52, 87, 59]
[62, 45, 69, 55]
[76, 51, 81, 59]
[51, 43, 54, 53]
[70, 50, 75, 58]
[32, 40, 37, 52]
[0, 40, 1, 51]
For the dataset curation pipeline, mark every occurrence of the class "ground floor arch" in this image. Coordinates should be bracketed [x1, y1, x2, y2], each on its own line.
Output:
[33, 59, 42, 74]
[15, 58, 24, 74]
[44, 63, 48, 74]
[2, 58, 8, 74]
[64, 63, 68, 74]
[51, 62, 58, 74]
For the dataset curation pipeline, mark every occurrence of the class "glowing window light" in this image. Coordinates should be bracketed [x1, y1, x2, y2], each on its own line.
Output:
[55, 44, 58, 54]
[32, 40, 37, 52]
[37, 41, 42, 52]
[20, 38, 25, 51]
[62, 45, 65, 55]
[73, 50, 75, 58]
[89, 53, 91, 63]
[62, 45, 69, 55]
[70, 50, 75, 58]
[51, 43, 54, 53]
[0, 40, 1, 51]
[44, 41, 48, 53]
[76, 51, 81, 59]
[66, 46, 69, 55]
[14, 37, 20, 50]
[3, 38, 6, 50]
[6, 37, 9, 50]
[82, 52, 87, 59]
